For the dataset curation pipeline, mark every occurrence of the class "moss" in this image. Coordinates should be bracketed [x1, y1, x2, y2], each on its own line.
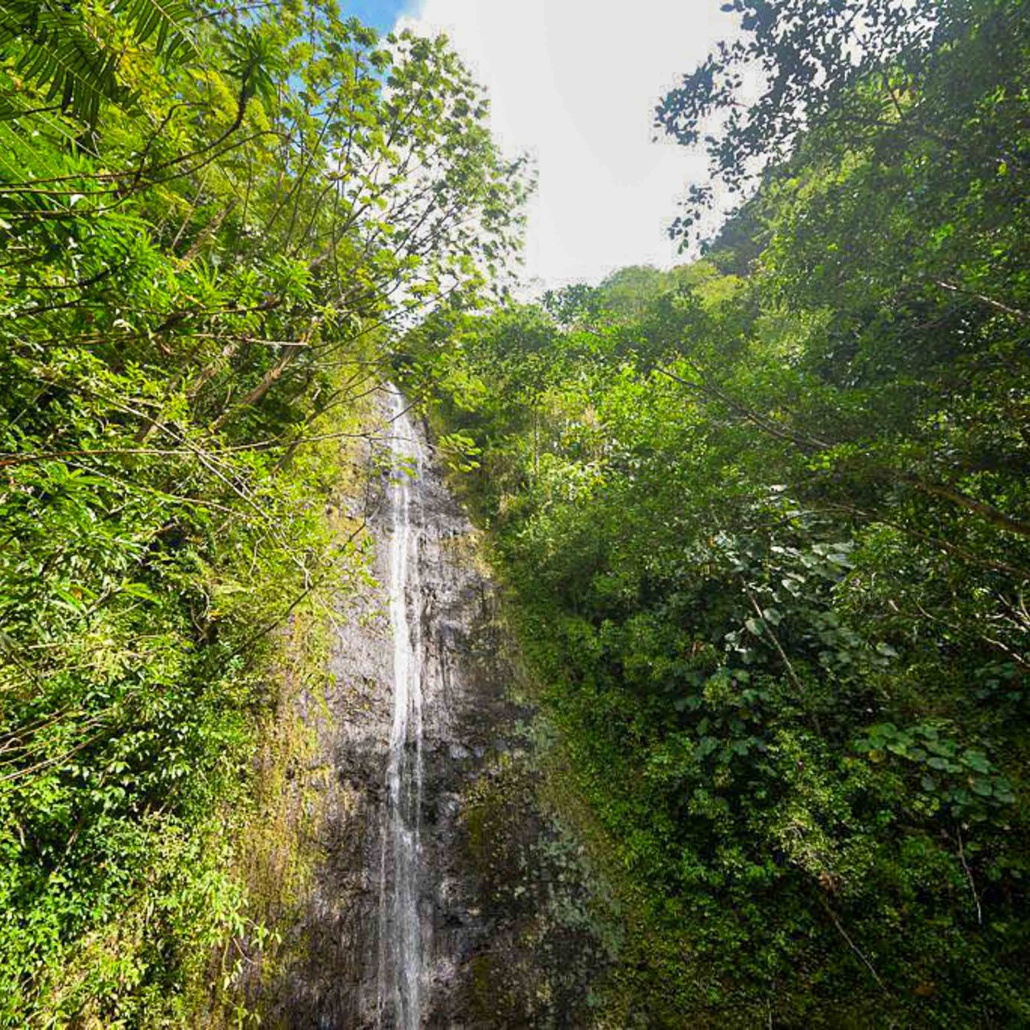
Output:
[183, 405, 376, 1027]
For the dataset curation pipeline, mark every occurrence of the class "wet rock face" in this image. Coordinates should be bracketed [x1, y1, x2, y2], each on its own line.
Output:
[267, 394, 603, 1028]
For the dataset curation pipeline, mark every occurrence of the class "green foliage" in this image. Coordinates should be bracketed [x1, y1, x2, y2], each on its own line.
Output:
[0, 1, 526, 1021]
[0, 0, 197, 125]
[408, 7, 1030, 1021]
[657, 0, 1027, 247]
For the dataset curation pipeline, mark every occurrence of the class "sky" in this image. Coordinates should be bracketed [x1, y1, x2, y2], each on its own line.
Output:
[343, 0, 408, 32]
[348, 1, 736, 290]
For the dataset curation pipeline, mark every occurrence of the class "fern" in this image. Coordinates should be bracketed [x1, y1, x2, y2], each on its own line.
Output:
[0, 0, 121, 124]
[0, 0, 199, 127]
[111, 0, 199, 62]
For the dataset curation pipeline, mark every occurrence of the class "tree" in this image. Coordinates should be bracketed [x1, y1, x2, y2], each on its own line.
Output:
[655, 0, 1026, 245]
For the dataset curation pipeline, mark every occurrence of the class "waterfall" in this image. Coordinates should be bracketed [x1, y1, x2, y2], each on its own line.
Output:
[267, 385, 597, 1027]
[376, 390, 425, 1029]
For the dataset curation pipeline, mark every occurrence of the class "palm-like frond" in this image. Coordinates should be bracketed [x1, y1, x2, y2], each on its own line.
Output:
[0, 0, 122, 124]
[111, 0, 199, 62]
[0, 0, 199, 127]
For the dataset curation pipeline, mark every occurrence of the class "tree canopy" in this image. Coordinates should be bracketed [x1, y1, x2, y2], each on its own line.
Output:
[407, 1, 1030, 1020]
[656, 0, 1027, 246]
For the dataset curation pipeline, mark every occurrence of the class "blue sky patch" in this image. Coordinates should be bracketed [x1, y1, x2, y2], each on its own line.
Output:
[342, 0, 408, 33]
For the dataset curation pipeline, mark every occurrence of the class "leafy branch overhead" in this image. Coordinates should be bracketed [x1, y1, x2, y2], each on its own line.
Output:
[0, 0, 528, 1021]
[0, 0, 198, 124]
[655, 0, 1023, 244]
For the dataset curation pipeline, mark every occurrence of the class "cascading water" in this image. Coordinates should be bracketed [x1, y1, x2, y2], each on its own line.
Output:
[376, 390, 425, 1029]
[267, 384, 599, 1027]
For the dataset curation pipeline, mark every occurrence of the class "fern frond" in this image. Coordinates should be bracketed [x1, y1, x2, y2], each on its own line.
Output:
[0, 0, 122, 125]
[111, 0, 200, 62]
[0, 0, 198, 127]
[0, 0, 34, 47]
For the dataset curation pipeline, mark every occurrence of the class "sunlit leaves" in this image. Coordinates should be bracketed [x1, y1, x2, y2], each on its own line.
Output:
[0, 0, 527, 1019]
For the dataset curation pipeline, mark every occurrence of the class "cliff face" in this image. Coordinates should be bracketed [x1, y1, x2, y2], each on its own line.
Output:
[245, 390, 604, 1028]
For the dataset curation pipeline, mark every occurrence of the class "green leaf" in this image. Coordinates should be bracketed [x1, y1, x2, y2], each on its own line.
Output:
[961, 750, 991, 773]
[971, 776, 993, 797]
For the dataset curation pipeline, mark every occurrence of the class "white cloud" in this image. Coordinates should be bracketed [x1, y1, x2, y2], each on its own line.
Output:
[395, 0, 736, 291]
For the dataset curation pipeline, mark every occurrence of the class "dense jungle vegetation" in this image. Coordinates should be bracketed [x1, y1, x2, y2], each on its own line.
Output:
[2, 0, 1028, 1024]
[407, 0, 1030, 1024]
[0, 0, 524, 1022]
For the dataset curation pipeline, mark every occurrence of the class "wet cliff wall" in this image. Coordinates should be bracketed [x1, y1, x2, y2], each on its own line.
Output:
[200, 388, 607, 1028]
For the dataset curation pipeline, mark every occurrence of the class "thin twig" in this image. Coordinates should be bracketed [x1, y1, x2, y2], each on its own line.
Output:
[819, 897, 890, 996]
[956, 827, 983, 926]
[935, 280, 1029, 324]
[747, 591, 802, 693]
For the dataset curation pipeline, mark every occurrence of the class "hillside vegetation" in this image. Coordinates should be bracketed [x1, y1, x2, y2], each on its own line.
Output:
[0, 1, 524, 1021]
[408, 0, 1030, 1023]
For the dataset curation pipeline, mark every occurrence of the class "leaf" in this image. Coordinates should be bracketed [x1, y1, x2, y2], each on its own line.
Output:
[961, 750, 990, 773]
[697, 737, 720, 759]
[119, 581, 160, 603]
[971, 776, 993, 797]
[112, 0, 200, 61]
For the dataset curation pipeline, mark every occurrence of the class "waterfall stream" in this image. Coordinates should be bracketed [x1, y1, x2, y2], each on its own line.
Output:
[268, 386, 600, 1027]
[376, 391, 425, 1029]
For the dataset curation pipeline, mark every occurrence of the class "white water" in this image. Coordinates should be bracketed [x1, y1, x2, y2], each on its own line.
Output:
[376, 391, 425, 1029]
